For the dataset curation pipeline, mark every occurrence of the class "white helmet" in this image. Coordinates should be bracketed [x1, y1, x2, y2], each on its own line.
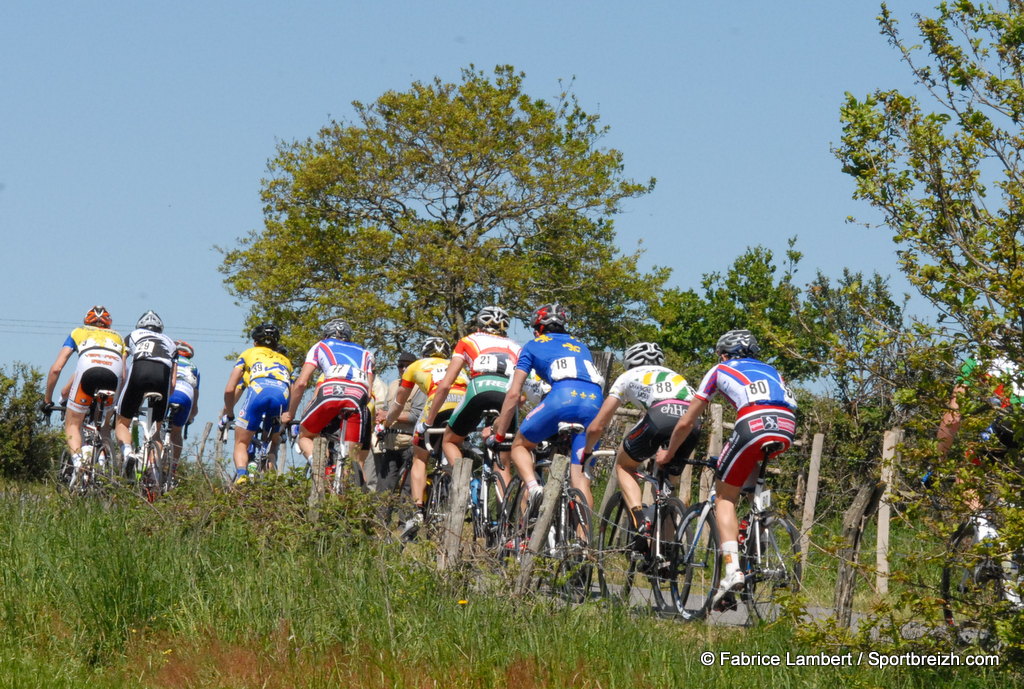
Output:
[136, 310, 164, 333]
[475, 306, 510, 334]
[623, 342, 664, 369]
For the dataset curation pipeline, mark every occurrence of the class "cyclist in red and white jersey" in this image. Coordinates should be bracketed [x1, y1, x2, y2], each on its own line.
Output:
[44, 306, 126, 467]
[656, 329, 797, 610]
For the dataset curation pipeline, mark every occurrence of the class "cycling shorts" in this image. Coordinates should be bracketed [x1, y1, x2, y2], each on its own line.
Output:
[236, 378, 289, 433]
[623, 399, 703, 475]
[414, 409, 453, 452]
[519, 380, 603, 466]
[301, 379, 369, 444]
[716, 405, 795, 487]
[116, 359, 173, 419]
[67, 355, 122, 415]
[447, 375, 516, 437]
[168, 387, 195, 427]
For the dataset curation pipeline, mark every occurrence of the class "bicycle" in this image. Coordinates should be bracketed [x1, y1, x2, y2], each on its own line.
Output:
[129, 392, 167, 502]
[46, 390, 118, 495]
[157, 402, 184, 493]
[596, 459, 688, 613]
[674, 443, 801, 622]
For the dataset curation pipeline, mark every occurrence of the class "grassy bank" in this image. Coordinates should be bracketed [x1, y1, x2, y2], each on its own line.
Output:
[0, 478, 1014, 688]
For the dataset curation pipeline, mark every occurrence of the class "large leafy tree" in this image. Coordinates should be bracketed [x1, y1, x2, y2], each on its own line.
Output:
[221, 65, 666, 360]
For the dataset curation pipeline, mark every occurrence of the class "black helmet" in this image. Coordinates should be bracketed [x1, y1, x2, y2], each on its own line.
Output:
[251, 323, 280, 348]
[420, 337, 450, 358]
[136, 310, 164, 333]
[322, 318, 352, 341]
[531, 303, 568, 332]
[715, 329, 760, 359]
[623, 342, 665, 369]
[475, 305, 510, 334]
[397, 351, 418, 367]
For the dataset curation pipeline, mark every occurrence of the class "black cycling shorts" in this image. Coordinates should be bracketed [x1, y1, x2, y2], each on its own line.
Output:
[117, 359, 173, 419]
[623, 399, 703, 475]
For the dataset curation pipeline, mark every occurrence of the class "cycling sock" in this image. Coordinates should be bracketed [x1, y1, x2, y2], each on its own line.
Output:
[235, 467, 248, 477]
[122, 443, 133, 458]
[721, 540, 740, 576]
[526, 479, 541, 492]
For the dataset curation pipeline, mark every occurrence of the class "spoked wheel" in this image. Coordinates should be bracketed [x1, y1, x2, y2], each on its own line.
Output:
[496, 477, 528, 563]
[596, 492, 639, 606]
[54, 449, 76, 494]
[743, 513, 802, 623]
[648, 497, 688, 614]
[473, 472, 507, 550]
[138, 445, 162, 503]
[536, 488, 594, 604]
[424, 470, 452, 541]
[941, 520, 1019, 649]
[676, 503, 721, 621]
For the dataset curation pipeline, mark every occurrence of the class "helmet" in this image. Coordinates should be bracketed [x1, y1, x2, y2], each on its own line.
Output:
[715, 329, 760, 359]
[322, 318, 353, 341]
[136, 310, 164, 333]
[250, 323, 280, 348]
[84, 305, 112, 328]
[397, 351, 418, 367]
[531, 303, 568, 331]
[623, 342, 665, 369]
[175, 340, 195, 359]
[475, 306, 510, 334]
[421, 337, 450, 359]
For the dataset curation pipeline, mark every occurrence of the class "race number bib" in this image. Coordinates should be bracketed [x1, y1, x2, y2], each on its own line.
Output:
[550, 356, 602, 383]
[325, 364, 366, 383]
[473, 353, 512, 377]
[746, 380, 772, 402]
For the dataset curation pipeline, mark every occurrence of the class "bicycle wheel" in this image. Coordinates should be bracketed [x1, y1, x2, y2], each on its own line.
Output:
[743, 512, 801, 622]
[596, 491, 638, 604]
[649, 497, 688, 614]
[53, 449, 75, 493]
[676, 502, 721, 621]
[548, 487, 594, 603]
[424, 470, 452, 541]
[139, 442, 162, 503]
[496, 477, 527, 562]
[941, 520, 1017, 648]
[474, 470, 507, 550]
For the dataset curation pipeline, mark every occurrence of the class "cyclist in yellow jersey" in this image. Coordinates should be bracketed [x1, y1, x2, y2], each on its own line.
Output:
[221, 324, 293, 484]
[383, 337, 467, 536]
[44, 306, 126, 468]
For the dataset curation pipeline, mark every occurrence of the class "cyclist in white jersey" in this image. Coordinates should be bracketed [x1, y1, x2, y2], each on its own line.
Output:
[115, 311, 178, 468]
[656, 329, 797, 610]
[583, 342, 700, 540]
[167, 341, 200, 467]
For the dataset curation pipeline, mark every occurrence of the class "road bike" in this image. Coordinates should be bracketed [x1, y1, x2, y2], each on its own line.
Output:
[128, 392, 168, 502]
[47, 390, 118, 495]
[596, 460, 688, 613]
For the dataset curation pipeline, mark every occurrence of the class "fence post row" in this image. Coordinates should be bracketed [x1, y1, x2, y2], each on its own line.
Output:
[514, 452, 570, 595]
[875, 428, 902, 596]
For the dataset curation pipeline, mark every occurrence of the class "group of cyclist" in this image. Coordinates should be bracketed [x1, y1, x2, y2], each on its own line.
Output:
[45, 306, 200, 478]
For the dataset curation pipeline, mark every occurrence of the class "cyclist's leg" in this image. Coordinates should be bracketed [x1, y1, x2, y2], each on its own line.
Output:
[64, 408, 87, 455]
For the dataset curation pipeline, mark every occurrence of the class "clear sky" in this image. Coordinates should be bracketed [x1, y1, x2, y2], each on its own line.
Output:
[1, 1, 927, 430]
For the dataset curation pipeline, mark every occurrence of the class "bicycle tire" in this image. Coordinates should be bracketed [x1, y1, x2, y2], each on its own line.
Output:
[54, 449, 74, 493]
[139, 441, 162, 503]
[548, 487, 594, 603]
[497, 476, 527, 562]
[743, 512, 801, 622]
[474, 470, 507, 550]
[596, 491, 638, 605]
[424, 470, 452, 541]
[649, 497, 688, 614]
[676, 502, 721, 621]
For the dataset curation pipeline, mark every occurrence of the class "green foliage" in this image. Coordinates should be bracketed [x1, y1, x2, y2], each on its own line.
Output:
[0, 363, 62, 480]
[221, 65, 667, 362]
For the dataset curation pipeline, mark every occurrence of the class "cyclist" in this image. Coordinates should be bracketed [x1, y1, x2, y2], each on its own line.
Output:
[382, 337, 467, 537]
[115, 311, 178, 473]
[167, 340, 200, 471]
[283, 318, 374, 479]
[423, 306, 520, 492]
[656, 329, 797, 611]
[44, 306, 126, 469]
[374, 351, 425, 494]
[492, 303, 605, 508]
[583, 341, 701, 546]
[222, 323, 293, 484]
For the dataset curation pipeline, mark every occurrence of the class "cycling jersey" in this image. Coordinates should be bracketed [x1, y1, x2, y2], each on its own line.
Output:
[124, 329, 176, 368]
[169, 357, 200, 427]
[960, 356, 1024, 408]
[400, 357, 468, 418]
[303, 338, 374, 386]
[452, 332, 521, 378]
[234, 346, 293, 386]
[61, 326, 125, 415]
[63, 326, 126, 358]
[119, 329, 177, 419]
[693, 358, 797, 412]
[607, 365, 695, 409]
[516, 333, 605, 388]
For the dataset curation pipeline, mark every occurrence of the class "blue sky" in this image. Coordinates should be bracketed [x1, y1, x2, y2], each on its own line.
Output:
[2, 1, 926, 428]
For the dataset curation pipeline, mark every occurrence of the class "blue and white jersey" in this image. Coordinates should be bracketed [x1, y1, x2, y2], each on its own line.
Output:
[516, 333, 604, 388]
[694, 358, 797, 411]
[303, 338, 374, 385]
[175, 357, 200, 397]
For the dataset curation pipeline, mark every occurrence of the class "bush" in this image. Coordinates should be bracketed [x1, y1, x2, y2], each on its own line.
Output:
[0, 362, 62, 479]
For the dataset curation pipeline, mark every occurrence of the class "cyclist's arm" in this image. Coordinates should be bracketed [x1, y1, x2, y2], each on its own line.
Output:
[656, 396, 708, 465]
[283, 362, 317, 422]
[222, 366, 244, 419]
[584, 395, 622, 455]
[936, 384, 964, 456]
[383, 384, 413, 428]
[493, 368, 528, 440]
[423, 354, 465, 426]
[45, 346, 74, 404]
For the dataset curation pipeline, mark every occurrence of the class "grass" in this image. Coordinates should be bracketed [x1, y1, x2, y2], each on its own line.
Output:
[0, 476, 1017, 688]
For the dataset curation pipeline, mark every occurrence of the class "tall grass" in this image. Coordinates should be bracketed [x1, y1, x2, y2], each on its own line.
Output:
[0, 478, 1013, 688]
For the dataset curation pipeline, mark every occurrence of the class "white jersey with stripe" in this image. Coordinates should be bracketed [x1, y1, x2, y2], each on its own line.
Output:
[607, 365, 695, 410]
[694, 357, 797, 411]
[124, 329, 177, 368]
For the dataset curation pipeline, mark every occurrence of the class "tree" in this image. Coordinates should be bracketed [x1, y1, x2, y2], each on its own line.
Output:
[0, 364, 62, 480]
[221, 65, 667, 360]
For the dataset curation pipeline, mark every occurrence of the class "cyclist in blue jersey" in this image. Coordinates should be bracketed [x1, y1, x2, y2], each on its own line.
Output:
[493, 303, 605, 508]
[167, 340, 200, 468]
[657, 329, 797, 611]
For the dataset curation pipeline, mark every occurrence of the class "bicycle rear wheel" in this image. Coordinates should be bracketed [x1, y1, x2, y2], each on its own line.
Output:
[496, 477, 527, 562]
[537, 487, 594, 603]
[424, 470, 452, 541]
[676, 503, 720, 621]
[473, 470, 507, 550]
[596, 491, 638, 605]
[649, 497, 688, 614]
[139, 442, 162, 503]
[743, 512, 801, 622]
[941, 520, 1016, 648]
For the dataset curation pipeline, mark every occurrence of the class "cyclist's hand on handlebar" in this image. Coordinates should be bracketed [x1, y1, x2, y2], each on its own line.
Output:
[654, 447, 671, 465]
[414, 419, 427, 437]
[280, 411, 293, 425]
[218, 414, 234, 431]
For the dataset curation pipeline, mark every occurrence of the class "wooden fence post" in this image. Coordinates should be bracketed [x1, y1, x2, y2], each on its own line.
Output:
[439, 456, 474, 571]
[876, 428, 902, 596]
[800, 433, 824, 576]
[515, 453, 570, 595]
[700, 404, 724, 502]
[834, 480, 886, 628]
[194, 422, 215, 490]
[307, 437, 328, 523]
